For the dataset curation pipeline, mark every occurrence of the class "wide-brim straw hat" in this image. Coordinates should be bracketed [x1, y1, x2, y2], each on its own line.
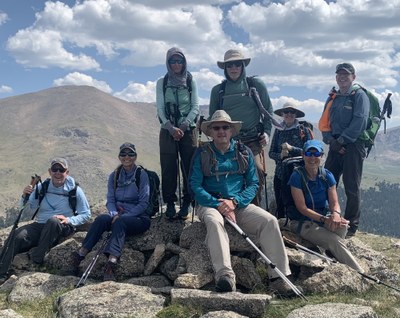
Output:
[274, 102, 305, 118]
[217, 49, 251, 69]
[201, 110, 242, 137]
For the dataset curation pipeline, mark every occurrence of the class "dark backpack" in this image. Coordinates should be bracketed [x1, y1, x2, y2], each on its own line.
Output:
[32, 178, 79, 219]
[298, 121, 315, 141]
[280, 157, 328, 222]
[113, 165, 160, 218]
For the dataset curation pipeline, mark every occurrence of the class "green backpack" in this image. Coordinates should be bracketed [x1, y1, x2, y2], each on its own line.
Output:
[350, 84, 392, 156]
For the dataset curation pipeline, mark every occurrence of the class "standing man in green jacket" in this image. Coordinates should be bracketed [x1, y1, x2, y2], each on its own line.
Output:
[209, 49, 273, 207]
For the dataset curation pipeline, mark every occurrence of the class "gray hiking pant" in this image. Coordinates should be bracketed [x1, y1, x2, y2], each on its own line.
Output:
[0, 217, 74, 276]
[287, 219, 363, 272]
[196, 204, 291, 283]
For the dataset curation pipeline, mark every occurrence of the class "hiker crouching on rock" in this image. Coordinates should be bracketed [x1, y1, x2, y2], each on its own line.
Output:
[190, 110, 296, 296]
[287, 140, 363, 272]
[0, 158, 91, 281]
[73, 143, 150, 281]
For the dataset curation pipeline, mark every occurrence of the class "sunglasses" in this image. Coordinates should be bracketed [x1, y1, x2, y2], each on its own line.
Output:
[51, 167, 67, 173]
[226, 61, 242, 68]
[119, 152, 136, 157]
[283, 110, 296, 114]
[212, 125, 231, 131]
[304, 151, 323, 157]
[169, 59, 184, 65]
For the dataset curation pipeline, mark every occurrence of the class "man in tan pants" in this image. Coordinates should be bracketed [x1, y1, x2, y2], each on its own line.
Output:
[190, 110, 293, 295]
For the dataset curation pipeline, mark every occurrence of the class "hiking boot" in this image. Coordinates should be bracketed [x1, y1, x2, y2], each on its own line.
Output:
[215, 275, 236, 292]
[177, 201, 191, 219]
[346, 228, 357, 239]
[165, 202, 176, 219]
[103, 261, 117, 281]
[268, 277, 303, 298]
[71, 252, 85, 274]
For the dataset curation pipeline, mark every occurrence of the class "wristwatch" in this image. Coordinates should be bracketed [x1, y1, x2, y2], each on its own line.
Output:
[231, 198, 239, 208]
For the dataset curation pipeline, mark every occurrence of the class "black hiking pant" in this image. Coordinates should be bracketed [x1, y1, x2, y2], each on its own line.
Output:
[0, 217, 74, 276]
[325, 140, 366, 233]
[159, 128, 196, 204]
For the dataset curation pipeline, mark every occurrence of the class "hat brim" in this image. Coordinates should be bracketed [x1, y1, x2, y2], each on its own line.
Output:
[217, 58, 251, 69]
[274, 107, 305, 118]
[201, 121, 242, 137]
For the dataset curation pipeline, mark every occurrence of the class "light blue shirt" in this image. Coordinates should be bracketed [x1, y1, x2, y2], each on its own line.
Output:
[21, 175, 91, 226]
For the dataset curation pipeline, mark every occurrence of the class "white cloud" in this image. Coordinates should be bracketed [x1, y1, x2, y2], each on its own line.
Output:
[53, 72, 112, 93]
[114, 81, 157, 103]
[7, 29, 100, 70]
[0, 11, 8, 25]
[0, 85, 12, 93]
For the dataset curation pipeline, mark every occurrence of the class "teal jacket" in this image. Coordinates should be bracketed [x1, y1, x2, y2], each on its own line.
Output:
[190, 139, 259, 208]
[209, 67, 273, 137]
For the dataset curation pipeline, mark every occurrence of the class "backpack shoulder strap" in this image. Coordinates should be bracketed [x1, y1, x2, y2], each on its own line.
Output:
[217, 80, 227, 110]
[68, 182, 79, 214]
[113, 165, 123, 190]
[186, 71, 193, 93]
[35, 178, 50, 205]
[134, 166, 143, 189]
[162, 74, 169, 97]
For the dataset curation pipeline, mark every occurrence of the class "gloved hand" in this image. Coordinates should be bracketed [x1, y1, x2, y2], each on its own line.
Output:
[330, 138, 343, 152]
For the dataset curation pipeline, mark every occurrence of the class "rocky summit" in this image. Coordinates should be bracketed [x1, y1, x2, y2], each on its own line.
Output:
[0, 210, 399, 317]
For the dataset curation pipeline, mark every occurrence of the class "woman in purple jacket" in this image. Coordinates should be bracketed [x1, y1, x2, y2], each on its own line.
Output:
[73, 142, 150, 281]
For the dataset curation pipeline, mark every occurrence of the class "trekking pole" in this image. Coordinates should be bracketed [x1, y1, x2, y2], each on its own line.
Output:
[75, 232, 111, 288]
[358, 271, 400, 293]
[249, 87, 285, 131]
[0, 175, 41, 269]
[260, 150, 269, 210]
[225, 217, 308, 301]
[283, 237, 400, 292]
[283, 236, 336, 263]
[173, 104, 183, 209]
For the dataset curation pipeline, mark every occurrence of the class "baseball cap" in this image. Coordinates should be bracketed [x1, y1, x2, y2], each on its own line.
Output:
[50, 158, 68, 169]
[336, 63, 355, 74]
[303, 140, 324, 153]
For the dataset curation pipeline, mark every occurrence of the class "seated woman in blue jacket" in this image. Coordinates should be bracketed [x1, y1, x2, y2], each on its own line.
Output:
[73, 143, 150, 281]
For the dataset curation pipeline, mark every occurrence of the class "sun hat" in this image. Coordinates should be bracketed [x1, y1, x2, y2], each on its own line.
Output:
[274, 102, 305, 118]
[201, 110, 242, 137]
[50, 158, 68, 169]
[217, 49, 251, 69]
[303, 140, 324, 153]
[335, 63, 355, 74]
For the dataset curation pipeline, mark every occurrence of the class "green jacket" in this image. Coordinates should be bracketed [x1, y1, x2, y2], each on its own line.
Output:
[209, 68, 273, 137]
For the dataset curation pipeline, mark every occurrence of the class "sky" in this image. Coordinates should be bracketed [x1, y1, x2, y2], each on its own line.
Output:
[1, 0, 399, 128]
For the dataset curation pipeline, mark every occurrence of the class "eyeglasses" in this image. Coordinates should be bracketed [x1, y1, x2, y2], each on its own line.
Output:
[226, 61, 242, 68]
[283, 110, 296, 114]
[304, 151, 323, 157]
[169, 59, 184, 65]
[51, 167, 67, 173]
[119, 152, 136, 157]
[211, 125, 231, 131]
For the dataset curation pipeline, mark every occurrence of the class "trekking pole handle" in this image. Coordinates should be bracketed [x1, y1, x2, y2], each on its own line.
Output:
[23, 174, 41, 205]
[283, 236, 336, 263]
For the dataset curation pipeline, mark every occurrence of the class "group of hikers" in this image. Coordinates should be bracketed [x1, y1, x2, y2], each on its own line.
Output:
[0, 48, 371, 297]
